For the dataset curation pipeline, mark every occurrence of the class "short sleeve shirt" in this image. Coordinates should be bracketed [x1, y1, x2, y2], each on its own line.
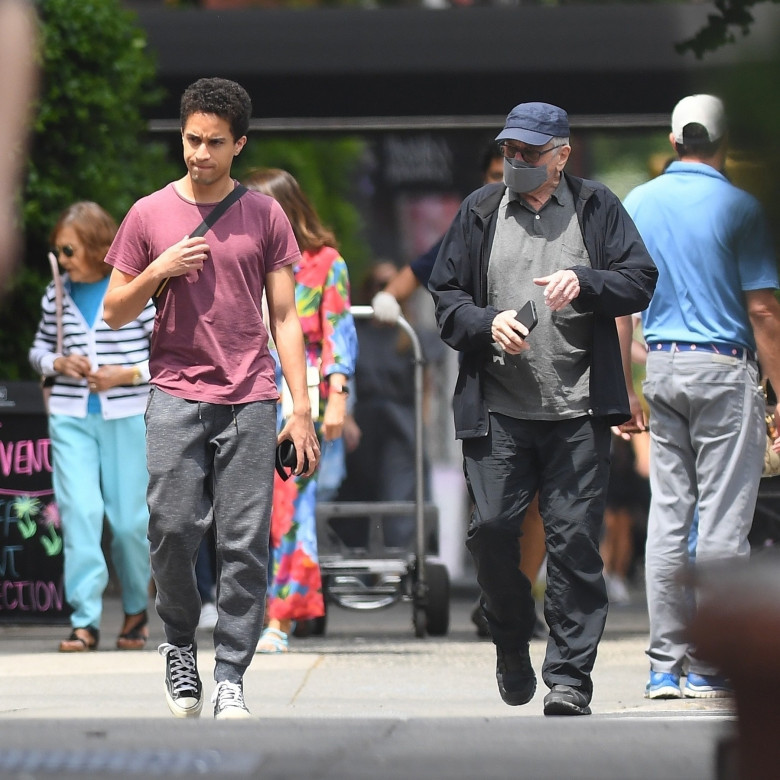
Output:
[105, 182, 301, 404]
[624, 162, 778, 350]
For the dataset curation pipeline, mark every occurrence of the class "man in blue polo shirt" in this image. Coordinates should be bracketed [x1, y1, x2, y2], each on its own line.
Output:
[624, 94, 780, 701]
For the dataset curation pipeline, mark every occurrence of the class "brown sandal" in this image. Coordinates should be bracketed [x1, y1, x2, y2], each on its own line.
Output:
[59, 626, 99, 653]
[116, 610, 149, 651]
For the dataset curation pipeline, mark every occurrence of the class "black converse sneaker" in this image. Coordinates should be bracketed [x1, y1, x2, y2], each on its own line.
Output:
[158, 642, 203, 718]
[212, 680, 252, 720]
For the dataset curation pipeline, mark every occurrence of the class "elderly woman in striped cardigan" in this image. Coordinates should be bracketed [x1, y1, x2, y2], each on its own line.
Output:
[29, 201, 154, 653]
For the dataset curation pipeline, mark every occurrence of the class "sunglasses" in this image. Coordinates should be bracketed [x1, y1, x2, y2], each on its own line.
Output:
[498, 141, 565, 165]
[51, 245, 75, 258]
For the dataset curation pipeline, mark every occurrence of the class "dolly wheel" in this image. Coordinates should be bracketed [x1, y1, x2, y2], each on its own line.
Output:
[425, 562, 450, 636]
[312, 607, 327, 636]
[413, 606, 427, 638]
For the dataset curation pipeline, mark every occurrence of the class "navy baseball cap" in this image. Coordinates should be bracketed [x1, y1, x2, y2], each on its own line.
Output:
[496, 102, 570, 146]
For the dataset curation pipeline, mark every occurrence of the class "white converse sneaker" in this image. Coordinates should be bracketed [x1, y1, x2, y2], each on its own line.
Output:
[212, 680, 252, 720]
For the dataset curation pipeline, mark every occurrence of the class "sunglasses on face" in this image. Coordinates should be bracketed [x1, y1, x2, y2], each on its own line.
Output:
[51, 245, 75, 258]
[498, 141, 564, 165]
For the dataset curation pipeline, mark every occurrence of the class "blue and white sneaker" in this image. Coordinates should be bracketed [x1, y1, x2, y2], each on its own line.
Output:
[683, 672, 731, 699]
[645, 671, 682, 699]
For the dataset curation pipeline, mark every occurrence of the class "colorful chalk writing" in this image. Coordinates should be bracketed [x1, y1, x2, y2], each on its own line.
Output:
[0, 438, 53, 477]
[0, 493, 65, 618]
[0, 579, 65, 612]
[0, 387, 69, 623]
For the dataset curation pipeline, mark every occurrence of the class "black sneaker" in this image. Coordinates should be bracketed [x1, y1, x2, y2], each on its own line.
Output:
[543, 684, 591, 716]
[212, 680, 252, 720]
[495, 645, 536, 706]
[158, 642, 203, 718]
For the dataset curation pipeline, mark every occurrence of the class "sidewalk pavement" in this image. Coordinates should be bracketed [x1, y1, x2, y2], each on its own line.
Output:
[0, 582, 735, 779]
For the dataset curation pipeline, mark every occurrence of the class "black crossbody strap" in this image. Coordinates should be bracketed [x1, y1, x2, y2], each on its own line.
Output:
[190, 184, 247, 238]
[153, 184, 248, 303]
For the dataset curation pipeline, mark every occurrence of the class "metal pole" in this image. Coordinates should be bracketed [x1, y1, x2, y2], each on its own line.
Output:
[349, 306, 427, 596]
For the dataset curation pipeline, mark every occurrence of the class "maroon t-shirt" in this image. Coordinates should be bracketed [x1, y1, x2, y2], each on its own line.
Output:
[105, 182, 300, 404]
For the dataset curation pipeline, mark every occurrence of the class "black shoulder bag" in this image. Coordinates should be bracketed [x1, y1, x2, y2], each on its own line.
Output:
[152, 184, 248, 306]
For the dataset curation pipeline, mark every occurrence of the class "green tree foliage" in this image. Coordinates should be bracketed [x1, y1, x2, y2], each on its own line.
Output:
[676, 0, 778, 58]
[673, 0, 780, 279]
[1, 0, 177, 380]
[234, 136, 371, 286]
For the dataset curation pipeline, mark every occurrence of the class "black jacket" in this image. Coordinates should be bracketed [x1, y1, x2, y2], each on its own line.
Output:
[428, 175, 657, 439]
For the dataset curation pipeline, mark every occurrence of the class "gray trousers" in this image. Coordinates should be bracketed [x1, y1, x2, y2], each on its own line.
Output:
[643, 350, 764, 676]
[145, 389, 277, 683]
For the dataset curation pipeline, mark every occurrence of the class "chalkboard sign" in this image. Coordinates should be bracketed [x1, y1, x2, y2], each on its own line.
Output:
[0, 381, 69, 624]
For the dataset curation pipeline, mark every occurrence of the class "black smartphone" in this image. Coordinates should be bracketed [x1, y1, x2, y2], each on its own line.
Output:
[514, 300, 538, 336]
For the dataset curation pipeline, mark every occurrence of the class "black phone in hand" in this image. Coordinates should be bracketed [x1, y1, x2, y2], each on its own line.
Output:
[514, 300, 538, 336]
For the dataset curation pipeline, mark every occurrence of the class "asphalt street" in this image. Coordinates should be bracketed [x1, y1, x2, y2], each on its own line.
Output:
[0, 581, 735, 779]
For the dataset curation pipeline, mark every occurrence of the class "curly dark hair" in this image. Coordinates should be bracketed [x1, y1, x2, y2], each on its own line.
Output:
[180, 77, 252, 141]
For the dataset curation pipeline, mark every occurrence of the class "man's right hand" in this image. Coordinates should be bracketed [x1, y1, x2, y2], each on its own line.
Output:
[491, 310, 531, 356]
[156, 235, 210, 280]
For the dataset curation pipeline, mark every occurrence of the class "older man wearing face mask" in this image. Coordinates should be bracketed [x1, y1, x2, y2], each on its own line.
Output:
[429, 102, 656, 716]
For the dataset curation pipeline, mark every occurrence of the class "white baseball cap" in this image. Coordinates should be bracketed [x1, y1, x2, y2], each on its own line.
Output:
[671, 94, 726, 143]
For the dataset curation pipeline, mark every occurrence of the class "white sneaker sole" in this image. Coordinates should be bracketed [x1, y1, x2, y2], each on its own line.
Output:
[684, 687, 730, 699]
[165, 687, 204, 718]
[645, 686, 682, 700]
[214, 706, 253, 720]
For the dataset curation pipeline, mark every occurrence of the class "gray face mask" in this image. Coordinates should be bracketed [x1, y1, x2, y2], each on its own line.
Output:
[503, 157, 549, 194]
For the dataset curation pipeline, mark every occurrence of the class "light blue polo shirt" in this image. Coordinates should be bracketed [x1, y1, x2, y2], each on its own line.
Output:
[623, 161, 778, 350]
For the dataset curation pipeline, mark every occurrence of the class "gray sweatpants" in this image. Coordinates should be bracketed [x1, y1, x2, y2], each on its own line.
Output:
[643, 350, 764, 677]
[145, 388, 277, 683]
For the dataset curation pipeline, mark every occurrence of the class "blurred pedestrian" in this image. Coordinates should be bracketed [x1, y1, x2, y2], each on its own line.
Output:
[103, 78, 319, 719]
[429, 101, 656, 716]
[371, 142, 504, 325]
[601, 433, 650, 605]
[243, 168, 357, 654]
[29, 201, 154, 653]
[338, 261, 435, 549]
[624, 94, 780, 700]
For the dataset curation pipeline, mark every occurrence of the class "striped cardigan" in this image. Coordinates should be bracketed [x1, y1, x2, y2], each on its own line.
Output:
[29, 275, 155, 420]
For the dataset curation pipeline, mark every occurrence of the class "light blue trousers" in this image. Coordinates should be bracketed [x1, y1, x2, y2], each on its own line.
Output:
[49, 413, 151, 630]
[643, 350, 764, 676]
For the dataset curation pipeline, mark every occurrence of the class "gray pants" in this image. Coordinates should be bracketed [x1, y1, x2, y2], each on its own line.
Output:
[643, 350, 764, 676]
[145, 389, 277, 683]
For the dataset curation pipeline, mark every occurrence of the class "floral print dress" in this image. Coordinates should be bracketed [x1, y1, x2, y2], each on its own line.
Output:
[266, 245, 357, 622]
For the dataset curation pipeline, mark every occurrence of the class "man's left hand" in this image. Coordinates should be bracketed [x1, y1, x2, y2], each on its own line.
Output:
[613, 388, 647, 439]
[277, 411, 320, 477]
[534, 270, 580, 311]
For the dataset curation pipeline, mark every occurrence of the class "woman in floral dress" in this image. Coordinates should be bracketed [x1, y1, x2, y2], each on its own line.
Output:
[244, 168, 357, 652]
